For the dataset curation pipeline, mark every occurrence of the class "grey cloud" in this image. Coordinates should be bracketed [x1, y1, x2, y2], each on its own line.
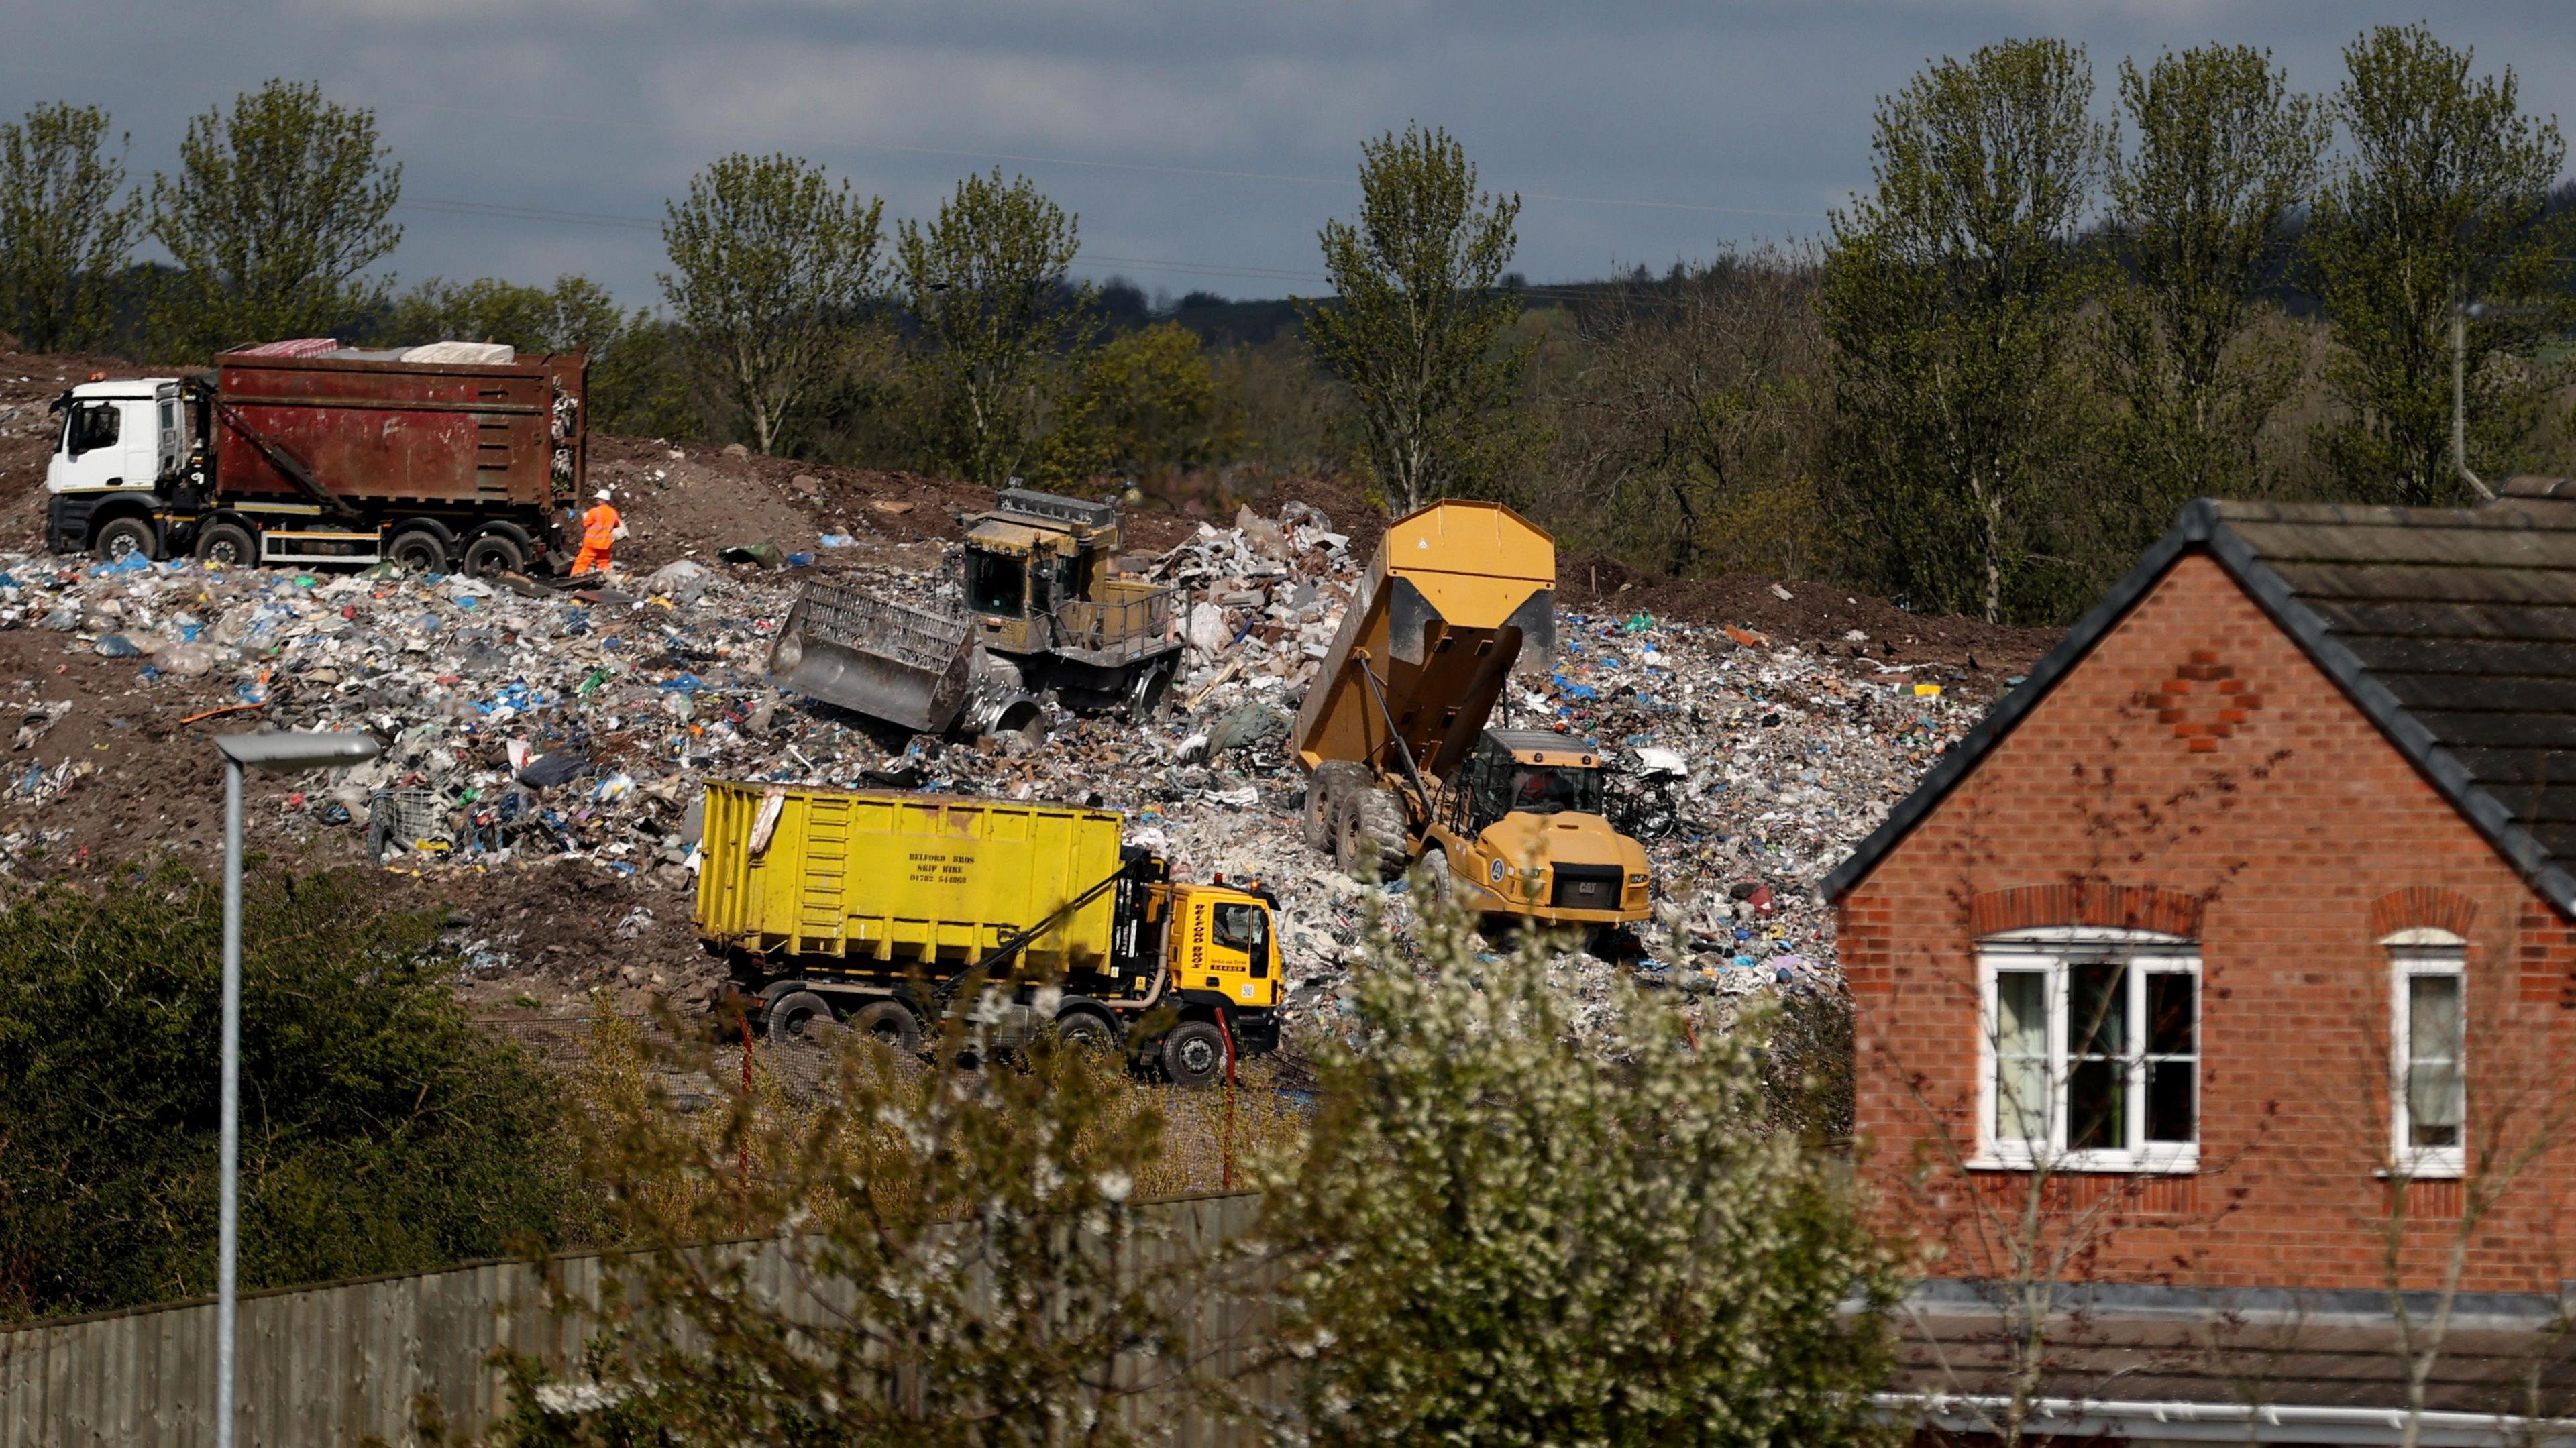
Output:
[3, 0, 2571, 309]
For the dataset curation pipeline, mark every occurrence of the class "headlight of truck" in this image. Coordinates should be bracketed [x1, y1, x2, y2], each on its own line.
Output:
[1627, 873, 1648, 885]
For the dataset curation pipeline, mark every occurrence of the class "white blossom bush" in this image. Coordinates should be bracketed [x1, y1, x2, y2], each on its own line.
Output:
[1256, 889, 1897, 1447]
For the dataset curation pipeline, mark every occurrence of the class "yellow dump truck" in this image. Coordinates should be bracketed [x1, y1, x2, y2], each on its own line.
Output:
[695, 780, 1281, 1085]
[1290, 500, 1652, 933]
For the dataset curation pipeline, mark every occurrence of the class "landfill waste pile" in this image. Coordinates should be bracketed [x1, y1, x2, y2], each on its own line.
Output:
[0, 491, 2017, 1048]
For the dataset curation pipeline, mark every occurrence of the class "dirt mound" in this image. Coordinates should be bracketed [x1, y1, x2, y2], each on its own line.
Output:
[1558, 551, 2057, 682]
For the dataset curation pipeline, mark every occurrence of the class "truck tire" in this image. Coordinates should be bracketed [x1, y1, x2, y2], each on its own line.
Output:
[1421, 846, 1457, 910]
[196, 520, 257, 567]
[93, 516, 158, 563]
[462, 531, 525, 577]
[765, 989, 834, 1044]
[388, 527, 450, 575]
[1335, 785, 1411, 881]
[1304, 760, 1369, 853]
[848, 998, 923, 1053]
[1160, 1019, 1228, 1088]
[1052, 1007, 1122, 1053]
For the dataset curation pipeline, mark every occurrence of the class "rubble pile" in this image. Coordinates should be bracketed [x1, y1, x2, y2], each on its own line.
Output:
[0, 500, 1994, 1039]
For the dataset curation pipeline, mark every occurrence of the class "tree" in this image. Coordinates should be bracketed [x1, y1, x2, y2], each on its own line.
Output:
[0, 865, 583, 1320]
[1258, 891, 1894, 1447]
[149, 79, 402, 350]
[2308, 24, 2570, 505]
[1820, 40, 2108, 623]
[0, 101, 142, 353]
[386, 274, 628, 356]
[502, 1005, 1210, 1446]
[1557, 249, 1831, 579]
[1036, 320, 1222, 485]
[2098, 46, 2328, 522]
[898, 168, 1091, 488]
[660, 152, 885, 456]
[1304, 124, 1529, 514]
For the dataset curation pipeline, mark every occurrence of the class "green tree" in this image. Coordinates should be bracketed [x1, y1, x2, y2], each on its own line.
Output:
[0, 101, 142, 353]
[2308, 23, 2571, 505]
[1259, 893, 1895, 1447]
[494, 1008, 1202, 1445]
[1036, 319, 1222, 484]
[149, 79, 402, 350]
[2099, 45, 2328, 526]
[898, 168, 1091, 488]
[385, 273, 698, 439]
[1304, 123, 1529, 513]
[1821, 39, 2108, 623]
[660, 152, 885, 456]
[0, 865, 583, 1320]
[386, 274, 627, 355]
[1558, 250, 1831, 579]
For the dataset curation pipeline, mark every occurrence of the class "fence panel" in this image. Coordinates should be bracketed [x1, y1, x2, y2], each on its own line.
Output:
[0, 1194, 1273, 1447]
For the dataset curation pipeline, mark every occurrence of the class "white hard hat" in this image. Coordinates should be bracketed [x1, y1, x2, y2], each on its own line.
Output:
[594, 489, 612, 501]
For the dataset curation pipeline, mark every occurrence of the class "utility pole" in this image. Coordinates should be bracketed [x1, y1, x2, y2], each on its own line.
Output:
[2451, 300, 2494, 502]
[209, 730, 379, 1448]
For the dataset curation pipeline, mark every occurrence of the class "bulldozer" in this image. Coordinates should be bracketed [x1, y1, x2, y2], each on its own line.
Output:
[768, 489, 1183, 738]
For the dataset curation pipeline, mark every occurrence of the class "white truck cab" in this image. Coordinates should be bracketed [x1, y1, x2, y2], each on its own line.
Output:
[46, 379, 184, 497]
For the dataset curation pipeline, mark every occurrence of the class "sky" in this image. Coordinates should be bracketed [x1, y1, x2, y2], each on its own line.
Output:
[4, 1, 2572, 311]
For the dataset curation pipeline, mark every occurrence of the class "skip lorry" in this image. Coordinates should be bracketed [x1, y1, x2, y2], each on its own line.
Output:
[694, 780, 1281, 1086]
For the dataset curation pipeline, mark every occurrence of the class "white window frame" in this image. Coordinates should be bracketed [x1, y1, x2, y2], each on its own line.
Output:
[2385, 928, 2467, 1180]
[1975, 928, 2202, 1174]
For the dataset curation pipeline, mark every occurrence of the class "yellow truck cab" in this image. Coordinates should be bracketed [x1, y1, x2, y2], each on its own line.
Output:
[694, 781, 1280, 1085]
[1430, 728, 1652, 922]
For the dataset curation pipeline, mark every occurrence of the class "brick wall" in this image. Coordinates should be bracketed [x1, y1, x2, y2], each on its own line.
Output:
[1841, 552, 2576, 1293]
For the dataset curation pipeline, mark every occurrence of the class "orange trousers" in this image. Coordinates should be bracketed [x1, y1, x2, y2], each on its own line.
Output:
[574, 545, 612, 575]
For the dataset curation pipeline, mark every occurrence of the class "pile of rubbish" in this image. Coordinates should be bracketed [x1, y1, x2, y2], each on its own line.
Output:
[0, 501, 1988, 1036]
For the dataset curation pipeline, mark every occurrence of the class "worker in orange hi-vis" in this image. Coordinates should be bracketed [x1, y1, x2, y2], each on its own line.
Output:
[574, 488, 622, 576]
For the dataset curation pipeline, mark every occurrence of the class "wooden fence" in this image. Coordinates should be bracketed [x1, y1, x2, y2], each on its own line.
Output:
[0, 1192, 1275, 1447]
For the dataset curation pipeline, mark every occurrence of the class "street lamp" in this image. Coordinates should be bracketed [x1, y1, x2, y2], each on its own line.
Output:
[209, 730, 379, 1448]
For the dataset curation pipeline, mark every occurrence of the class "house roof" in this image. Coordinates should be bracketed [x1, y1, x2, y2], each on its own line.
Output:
[1821, 484, 2576, 917]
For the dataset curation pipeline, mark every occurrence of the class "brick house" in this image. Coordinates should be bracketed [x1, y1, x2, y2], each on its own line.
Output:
[1825, 492, 2576, 1441]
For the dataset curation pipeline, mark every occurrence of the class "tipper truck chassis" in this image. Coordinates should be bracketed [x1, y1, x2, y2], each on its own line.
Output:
[695, 780, 1281, 1087]
[1291, 500, 1652, 933]
[768, 488, 1181, 738]
[44, 343, 587, 575]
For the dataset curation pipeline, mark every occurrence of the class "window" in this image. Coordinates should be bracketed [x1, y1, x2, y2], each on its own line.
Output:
[66, 400, 119, 454]
[965, 551, 1026, 616]
[1212, 901, 1268, 955]
[1980, 930, 2200, 1172]
[2386, 930, 2466, 1178]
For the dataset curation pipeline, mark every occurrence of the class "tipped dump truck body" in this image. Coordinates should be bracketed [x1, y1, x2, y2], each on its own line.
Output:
[696, 780, 1280, 1084]
[1290, 501, 1652, 928]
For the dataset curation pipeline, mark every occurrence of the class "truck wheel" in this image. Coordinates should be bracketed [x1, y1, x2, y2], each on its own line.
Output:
[848, 999, 923, 1053]
[1160, 1019, 1227, 1088]
[195, 520, 257, 567]
[1304, 760, 1368, 853]
[1052, 1008, 1122, 1053]
[765, 989, 834, 1044]
[1421, 846, 1457, 910]
[1123, 660, 1173, 724]
[93, 516, 158, 563]
[1336, 785, 1410, 881]
[462, 532, 525, 577]
[388, 527, 450, 575]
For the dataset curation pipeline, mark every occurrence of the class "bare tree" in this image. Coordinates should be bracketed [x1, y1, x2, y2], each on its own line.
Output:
[1555, 249, 1830, 579]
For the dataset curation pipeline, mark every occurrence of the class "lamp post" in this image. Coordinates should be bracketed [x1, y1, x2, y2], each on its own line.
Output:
[209, 730, 378, 1448]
